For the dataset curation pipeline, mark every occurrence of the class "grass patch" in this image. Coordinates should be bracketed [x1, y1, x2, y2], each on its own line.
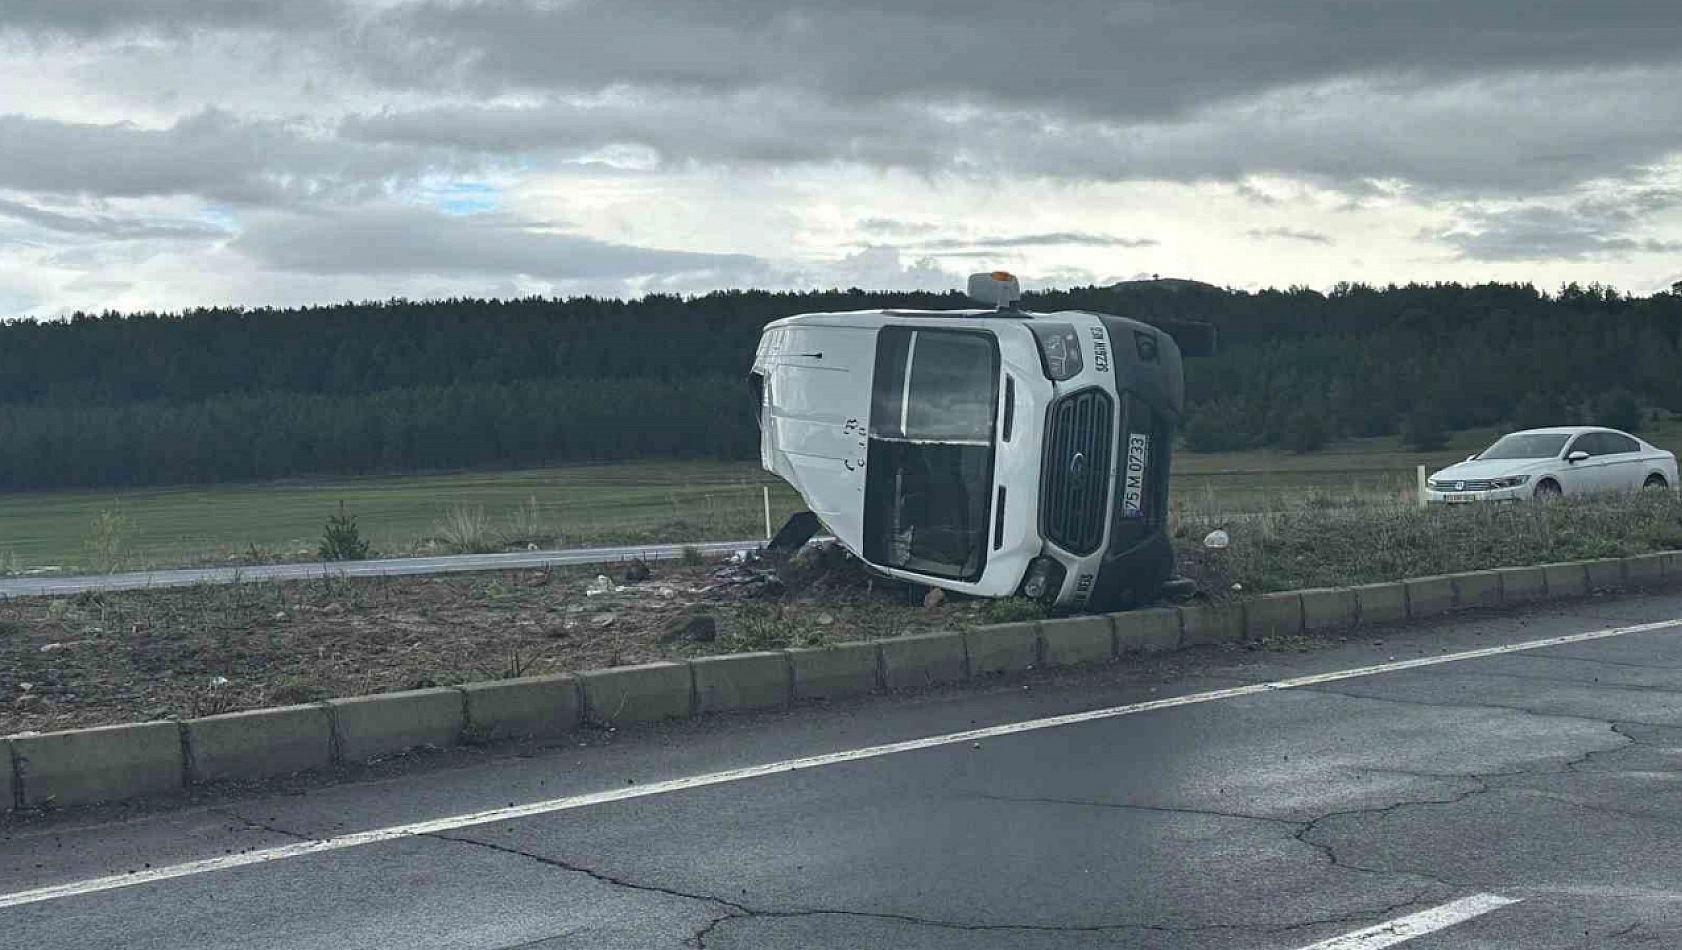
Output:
[1179, 493, 1682, 596]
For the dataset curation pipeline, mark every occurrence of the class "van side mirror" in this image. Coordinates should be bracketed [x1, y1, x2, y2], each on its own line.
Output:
[1567, 450, 1589, 463]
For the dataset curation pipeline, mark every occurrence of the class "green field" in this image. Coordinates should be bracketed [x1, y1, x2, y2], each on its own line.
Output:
[4, 420, 1679, 573]
[0, 463, 808, 572]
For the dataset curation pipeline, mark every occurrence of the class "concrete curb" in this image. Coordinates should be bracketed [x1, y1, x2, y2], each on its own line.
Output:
[460, 674, 582, 743]
[1300, 588, 1359, 632]
[7, 549, 1682, 812]
[186, 704, 334, 785]
[880, 631, 968, 691]
[12, 721, 183, 807]
[328, 687, 466, 764]
[1114, 608, 1182, 654]
[1039, 616, 1116, 668]
[964, 622, 1040, 675]
[692, 652, 792, 714]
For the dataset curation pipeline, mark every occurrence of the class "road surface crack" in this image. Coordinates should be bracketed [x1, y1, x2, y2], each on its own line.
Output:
[429, 830, 1444, 947]
[209, 806, 315, 843]
[963, 792, 1303, 828]
[1299, 685, 1681, 732]
[1294, 778, 1491, 887]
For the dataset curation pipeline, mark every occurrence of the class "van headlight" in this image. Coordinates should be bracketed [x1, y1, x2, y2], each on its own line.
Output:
[1491, 475, 1530, 488]
[1020, 556, 1067, 602]
[1029, 324, 1083, 380]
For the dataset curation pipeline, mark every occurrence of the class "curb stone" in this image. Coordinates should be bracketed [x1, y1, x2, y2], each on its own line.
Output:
[1180, 602, 1244, 647]
[1624, 553, 1667, 588]
[1404, 576, 1457, 619]
[788, 642, 881, 700]
[1498, 566, 1547, 604]
[964, 623, 1040, 675]
[3, 739, 16, 810]
[329, 687, 466, 764]
[7, 550, 1682, 813]
[579, 662, 694, 725]
[692, 652, 792, 714]
[1542, 562, 1590, 598]
[1352, 583, 1407, 626]
[460, 674, 582, 742]
[1584, 558, 1626, 591]
[1299, 588, 1358, 632]
[1245, 593, 1303, 640]
[13, 721, 182, 807]
[187, 704, 334, 784]
[1039, 616, 1116, 667]
[879, 632, 968, 691]
[1451, 571, 1504, 611]
[1113, 608, 1182, 654]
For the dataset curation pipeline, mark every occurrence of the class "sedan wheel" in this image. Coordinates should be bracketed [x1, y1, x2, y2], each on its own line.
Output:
[1533, 480, 1563, 502]
[1644, 474, 1669, 492]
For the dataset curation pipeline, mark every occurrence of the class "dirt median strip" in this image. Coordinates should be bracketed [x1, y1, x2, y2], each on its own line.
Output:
[3, 551, 1680, 814]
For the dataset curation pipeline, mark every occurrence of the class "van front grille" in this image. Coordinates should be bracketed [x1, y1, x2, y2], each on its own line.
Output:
[1040, 389, 1114, 555]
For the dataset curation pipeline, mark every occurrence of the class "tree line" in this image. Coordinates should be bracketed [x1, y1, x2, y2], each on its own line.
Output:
[1, 280, 1678, 489]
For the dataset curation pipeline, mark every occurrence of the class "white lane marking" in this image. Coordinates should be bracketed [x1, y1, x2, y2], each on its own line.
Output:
[2, 617, 1677, 910]
[1292, 893, 1520, 949]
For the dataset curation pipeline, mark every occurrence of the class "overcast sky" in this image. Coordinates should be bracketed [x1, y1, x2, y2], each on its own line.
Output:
[3, 0, 1682, 316]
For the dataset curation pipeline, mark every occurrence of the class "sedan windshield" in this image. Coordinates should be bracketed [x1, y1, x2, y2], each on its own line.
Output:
[863, 327, 998, 580]
[1477, 433, 1569, 460]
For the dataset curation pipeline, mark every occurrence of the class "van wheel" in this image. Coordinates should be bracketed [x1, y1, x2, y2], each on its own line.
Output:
[1644, 474, 1669, 491]
[1533, 480, 1563, 501]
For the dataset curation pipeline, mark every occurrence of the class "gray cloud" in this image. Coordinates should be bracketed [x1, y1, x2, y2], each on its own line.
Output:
[359, 1, 1682, 123]
[1430, 205, 1682, 262]
[0, 197, 230, 240]
[232, 205, 761, 281]
[857, 218, 939, 237]
[0, 0, 342, 37]
[0, 110, 449, 205]
[1428, 187, 1682, 261]
[336, 67, 1682, 195]
[915, 232, 1159, 251]
[1246, 227, 1334, 246]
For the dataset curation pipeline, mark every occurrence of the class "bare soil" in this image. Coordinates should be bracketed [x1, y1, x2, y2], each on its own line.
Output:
[0, 550, 1015, 734]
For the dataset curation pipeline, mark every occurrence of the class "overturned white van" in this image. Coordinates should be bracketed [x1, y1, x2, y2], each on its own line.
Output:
[751, 273, 1210, 612]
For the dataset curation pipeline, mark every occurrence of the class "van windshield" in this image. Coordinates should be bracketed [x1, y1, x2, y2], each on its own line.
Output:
[863, 328, 999, 580]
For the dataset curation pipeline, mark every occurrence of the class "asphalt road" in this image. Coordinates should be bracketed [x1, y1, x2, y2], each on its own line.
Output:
[0, 539, 769, 598]
[7, 591, 1682, 948]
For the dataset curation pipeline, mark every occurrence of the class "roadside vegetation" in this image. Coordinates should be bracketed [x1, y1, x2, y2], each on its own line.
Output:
[4, 493, 1679, 735]
[1177, 492, 1682, 596]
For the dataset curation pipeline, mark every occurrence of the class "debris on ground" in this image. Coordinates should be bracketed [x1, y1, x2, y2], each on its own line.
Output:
[660, 612, 718, 645]
[766, 511, 821, 555]
[1203, 529, 1230, 550]
[622, 558, 653, 583]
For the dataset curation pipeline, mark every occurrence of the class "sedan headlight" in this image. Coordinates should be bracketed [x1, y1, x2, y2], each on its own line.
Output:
[1491, 475, 1530, 488]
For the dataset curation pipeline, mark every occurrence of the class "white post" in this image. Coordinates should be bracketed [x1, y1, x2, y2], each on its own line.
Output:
[1416, 465, 1428, 509]
[763, 486, 773, 540]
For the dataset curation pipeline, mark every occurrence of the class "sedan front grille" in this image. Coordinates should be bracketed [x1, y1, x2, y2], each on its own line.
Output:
[1432, 479, 1498, 492]
[1040, 389, 1114, 555]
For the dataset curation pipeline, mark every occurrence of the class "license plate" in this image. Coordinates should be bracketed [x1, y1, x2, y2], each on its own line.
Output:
[1123, 433, 1149, 516]
[1444, 493, 1476, 503]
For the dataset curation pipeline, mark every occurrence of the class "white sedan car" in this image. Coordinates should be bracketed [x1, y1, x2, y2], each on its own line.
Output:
[1426, 426, 1678, 504]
